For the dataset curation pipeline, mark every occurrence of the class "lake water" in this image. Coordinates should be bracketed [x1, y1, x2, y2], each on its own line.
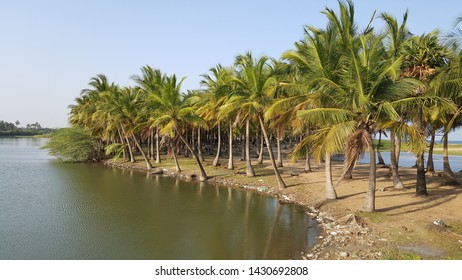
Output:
[0, 137, 320, 260]
[358, 152, 462, 172]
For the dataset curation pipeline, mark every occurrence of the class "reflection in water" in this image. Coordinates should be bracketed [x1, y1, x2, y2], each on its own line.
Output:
[0, 137, 320, 260]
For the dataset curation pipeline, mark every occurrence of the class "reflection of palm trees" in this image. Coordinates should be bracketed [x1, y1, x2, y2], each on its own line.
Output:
[243, 191, 253, 259]
[262, 202, 282, 259]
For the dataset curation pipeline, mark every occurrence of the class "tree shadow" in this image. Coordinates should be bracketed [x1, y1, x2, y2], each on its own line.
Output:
[375, 187, 462, 215]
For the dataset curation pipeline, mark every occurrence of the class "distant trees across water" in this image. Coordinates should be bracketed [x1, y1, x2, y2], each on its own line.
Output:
[0, 120, 55, 136]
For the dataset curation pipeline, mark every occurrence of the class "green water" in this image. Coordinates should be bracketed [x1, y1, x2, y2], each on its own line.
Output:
[0, 137, 320, 259]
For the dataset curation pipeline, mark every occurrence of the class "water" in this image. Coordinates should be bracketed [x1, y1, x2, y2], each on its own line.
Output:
[0, 137, 319, 260]
[358, 152, 462, 172]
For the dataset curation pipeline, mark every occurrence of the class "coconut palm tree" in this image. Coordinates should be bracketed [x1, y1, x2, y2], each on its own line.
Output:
[223, 52, 286, 191]
[199, 65, 233, 167]
[400, 31, 452, 195]
[131, 65, 166, 164]
[150, 74, 208, 181]
[430, 48, 462, 185]
[97, 86, 154, 170]
[380, 10, 412, 189]
[69, 75, 132, 162]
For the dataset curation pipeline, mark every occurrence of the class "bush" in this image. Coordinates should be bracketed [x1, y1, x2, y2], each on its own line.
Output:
[41, 127, 100, 162]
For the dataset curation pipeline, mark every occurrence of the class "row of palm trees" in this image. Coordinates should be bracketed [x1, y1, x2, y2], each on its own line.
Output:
[68, 1, 462, 212]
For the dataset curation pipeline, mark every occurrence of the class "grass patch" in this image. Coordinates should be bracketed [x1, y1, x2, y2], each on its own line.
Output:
[357, 211, 389, 223]
[383, 250, 422, 260]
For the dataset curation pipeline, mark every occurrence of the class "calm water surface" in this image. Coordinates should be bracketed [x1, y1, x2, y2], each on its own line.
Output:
[0, 137, 320, 259]
[359, 152, 462, 172]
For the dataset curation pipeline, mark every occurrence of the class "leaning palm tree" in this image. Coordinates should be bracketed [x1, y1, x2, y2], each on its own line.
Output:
[97, 86, 154, 170]
[150, 74, 208, 181]
[223, 52, 286, 191]
[199, 65, 233, 167]
[69, 75, 131, 162]
[131, 65, 166, 164]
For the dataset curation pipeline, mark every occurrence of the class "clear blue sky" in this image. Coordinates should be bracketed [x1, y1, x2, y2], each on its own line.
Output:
[1, 0, 461, 134]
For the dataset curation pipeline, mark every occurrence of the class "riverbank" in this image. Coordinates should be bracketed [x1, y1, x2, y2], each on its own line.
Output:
[104, 152, 462, 260]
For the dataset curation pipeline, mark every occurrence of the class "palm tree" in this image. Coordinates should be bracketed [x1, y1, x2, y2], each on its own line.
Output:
[199, 65, 233, 167]
[69, 75, 131, 162]
[131, 65, 166, 164]
[150, 74, 208, 181]
[224, 52, 286, 191]
[97, 86, 154, 170]
[431, 48, 462, 185]
[401, 31, 452, 195]
[380, 10, 412, 189]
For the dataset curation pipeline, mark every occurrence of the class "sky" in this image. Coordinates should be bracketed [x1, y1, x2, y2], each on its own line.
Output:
[1, 0, 462, 132]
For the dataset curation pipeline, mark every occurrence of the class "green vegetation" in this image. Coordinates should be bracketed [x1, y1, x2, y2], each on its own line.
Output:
[41, 127, 102, 162]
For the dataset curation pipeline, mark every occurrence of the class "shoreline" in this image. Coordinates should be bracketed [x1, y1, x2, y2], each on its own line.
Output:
[103, 158, 388, 260]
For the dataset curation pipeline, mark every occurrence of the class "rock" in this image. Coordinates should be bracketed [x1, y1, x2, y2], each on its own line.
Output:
[433, 220, 448, 227]
[150, 168, 163, 175]
[339, 251, 349, 258]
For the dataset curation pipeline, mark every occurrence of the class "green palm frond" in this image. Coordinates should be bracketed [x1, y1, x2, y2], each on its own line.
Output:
[297, 108, 354, 127]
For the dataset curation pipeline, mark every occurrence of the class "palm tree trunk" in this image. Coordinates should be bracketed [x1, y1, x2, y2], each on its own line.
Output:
[147, 130, 151, 159]
[325, 152, 337, 200]
[191, 128, 196, 153]
[171, 143, 181, 172]
[276, 125, 283, 167]
[245, 118, 255, 177]
[240, 134, 245, 161]
[258, 130, 264, 164]
[305, 148, 312, 173]
[121, 126, 135, 163]
[132, 134, 153, 170]
[362, 134, 376, 212]
[155, 127, 161, 163]
[443, 131, 458, 185]
[257, 114, 286, 191]
[117, 128, 127, 161]
[341, 159, 355, 180]
[150, 128, 155, 161]
[427, 128, 436, 173]
[377, 131, 385, 165]
[305, 128, 312, 173]
[416, 108, 428, 196]
[227, 123, 234, 170]
[213, 121, 221, 166]
[179, 134, 208, 182]
[390, 130, 405, 189]
[183, 132, 189, 157]
[197, 127, 204, 162]
[396, 135, 401, 167]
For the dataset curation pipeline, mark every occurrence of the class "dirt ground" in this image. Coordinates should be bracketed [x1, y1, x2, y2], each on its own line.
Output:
[109, 148, 462, 260]
[280, 160, 462, 259]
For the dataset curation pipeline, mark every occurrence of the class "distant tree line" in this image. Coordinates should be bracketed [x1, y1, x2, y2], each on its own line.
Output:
[0, 120, 55, 136]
